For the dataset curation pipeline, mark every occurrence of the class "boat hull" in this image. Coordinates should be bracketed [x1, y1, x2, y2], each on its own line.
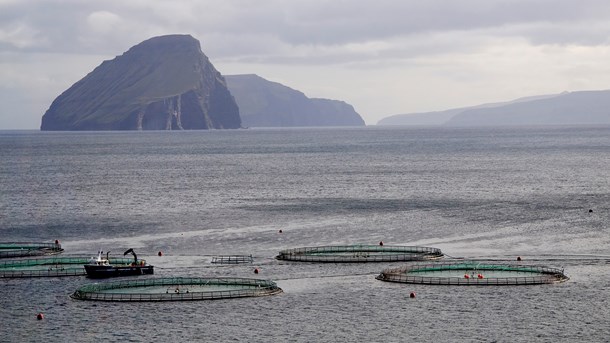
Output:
[84, 265, 154, 278]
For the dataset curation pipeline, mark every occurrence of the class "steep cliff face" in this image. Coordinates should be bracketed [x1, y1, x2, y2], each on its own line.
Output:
[225, 74, 365, 127]
[41, 35, 240, 130]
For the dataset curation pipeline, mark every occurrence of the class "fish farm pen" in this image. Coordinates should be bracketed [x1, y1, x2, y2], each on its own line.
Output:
[0, 257, 133, 278]
[376, 262, 569, 285]
[70, 277, 283, 302]
[276, 245, 443, 262]
[0, 242, 63, 258]
[211, 255, 253, 264]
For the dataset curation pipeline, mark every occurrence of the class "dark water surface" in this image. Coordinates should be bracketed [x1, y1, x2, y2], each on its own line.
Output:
[1, 126, 609, 342]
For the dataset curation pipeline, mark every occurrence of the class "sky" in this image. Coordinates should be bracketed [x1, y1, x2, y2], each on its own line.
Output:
[3, 0, 610, 128]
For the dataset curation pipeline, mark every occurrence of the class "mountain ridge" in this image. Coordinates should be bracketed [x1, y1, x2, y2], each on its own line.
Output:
[225, 74, 365, 127]
[377, 90, 610, 126]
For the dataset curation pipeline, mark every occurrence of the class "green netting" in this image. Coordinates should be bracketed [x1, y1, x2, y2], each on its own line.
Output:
[211, 255, 253, 264]
[276, 245, 443, 262]
[376, 262, 569, 285]
[71, 277, 283, 302]
[0, 242, 63, 258]
[0, 256, 133, 278]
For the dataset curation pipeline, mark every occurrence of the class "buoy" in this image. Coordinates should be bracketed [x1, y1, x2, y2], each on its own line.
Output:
[254, 268, 259, 274]
[409, 292, 416, 298]
[158, 251, 163, 257]
[37, 313, 44, 320]
[379, 241, 384, 246]
[517, 256, 522, 261]
[477, 274, 484, 279]
[279, 229, 283, 233]
[464, 274, 470, 279]
[589, 209, 593, 213]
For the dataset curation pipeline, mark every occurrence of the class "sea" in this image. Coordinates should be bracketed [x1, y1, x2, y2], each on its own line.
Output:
[0, 126, 609, 342]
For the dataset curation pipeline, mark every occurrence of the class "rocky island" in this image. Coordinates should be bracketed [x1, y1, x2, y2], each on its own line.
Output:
[41, 35, 240, 130]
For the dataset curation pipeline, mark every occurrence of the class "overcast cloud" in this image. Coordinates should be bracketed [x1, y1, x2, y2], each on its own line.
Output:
[2, 0, 610, 128]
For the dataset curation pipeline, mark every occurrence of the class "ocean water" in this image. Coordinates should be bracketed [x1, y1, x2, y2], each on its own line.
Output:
[0, 126, 609, 342]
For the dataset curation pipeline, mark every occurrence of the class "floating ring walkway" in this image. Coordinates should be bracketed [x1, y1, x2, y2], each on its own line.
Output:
[0, 242, 63, 258]
[0, 256, 133, 278]
[376, 262, 569, 285]
[276, 245, 443, 263]
[71, 277, 283, 302]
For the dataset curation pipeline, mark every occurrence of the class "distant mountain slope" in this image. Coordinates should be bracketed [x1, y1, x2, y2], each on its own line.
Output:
[446, 90, 610, 126]
[225, 74, 365, 127]
[41, 34, 240, 130]
[379, 91, 610, 127]
[377, 108, 465, 126]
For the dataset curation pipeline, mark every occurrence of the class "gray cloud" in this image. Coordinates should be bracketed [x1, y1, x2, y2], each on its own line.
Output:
[4, 0, 610, 55]
[2, 0, 610, 128]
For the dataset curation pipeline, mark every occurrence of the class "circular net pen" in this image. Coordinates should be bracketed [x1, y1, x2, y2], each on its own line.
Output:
[276, 245, 443, 263]
[211, 255, 253, 264]
[71, 277, 283, 302]
[376, 262, 569, 285]
[0, 242, 63, 258]
[0, 256, 133, 278]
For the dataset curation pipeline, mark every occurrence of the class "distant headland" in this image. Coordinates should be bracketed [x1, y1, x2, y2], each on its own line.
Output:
[378, 91, 610, 126]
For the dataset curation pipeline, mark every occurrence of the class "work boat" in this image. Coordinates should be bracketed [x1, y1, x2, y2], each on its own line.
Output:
[84, 248, 154, 278]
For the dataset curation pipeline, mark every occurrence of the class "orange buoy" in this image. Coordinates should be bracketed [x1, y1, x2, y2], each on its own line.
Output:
[37, 313, 44, 320]
[409, 292, 416, 298]
[254, 268, 259, 274]
[464, 274, 470, 279]
[379, 241, 384, 246]
[158, 251, 163, 257]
